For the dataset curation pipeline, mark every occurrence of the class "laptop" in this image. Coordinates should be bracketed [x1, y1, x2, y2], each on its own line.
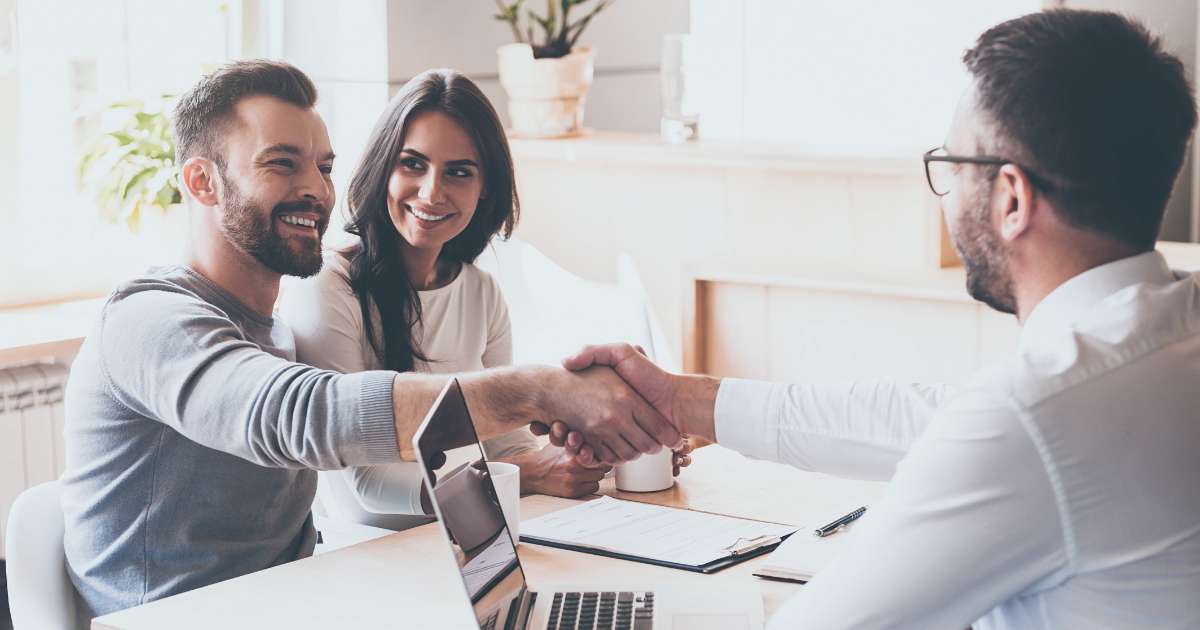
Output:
[413, 377, 765, 630]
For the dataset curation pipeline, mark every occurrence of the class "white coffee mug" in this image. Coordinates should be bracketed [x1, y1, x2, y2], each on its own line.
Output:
[486, 461, 521, 542]
[615, 449, 674, 492]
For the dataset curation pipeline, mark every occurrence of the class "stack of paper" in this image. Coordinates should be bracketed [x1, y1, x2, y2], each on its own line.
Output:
[752, 529, 854, 583]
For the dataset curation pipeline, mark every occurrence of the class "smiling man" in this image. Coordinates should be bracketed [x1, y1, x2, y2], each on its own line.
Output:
[60, 60, 681, 621]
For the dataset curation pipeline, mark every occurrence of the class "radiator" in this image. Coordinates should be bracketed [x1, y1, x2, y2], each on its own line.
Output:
[0, 362, 70, 559]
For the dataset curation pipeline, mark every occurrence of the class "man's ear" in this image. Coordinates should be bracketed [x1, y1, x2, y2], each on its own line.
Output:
[180, 157, 221, 207]
[995, 163, 1035, 242]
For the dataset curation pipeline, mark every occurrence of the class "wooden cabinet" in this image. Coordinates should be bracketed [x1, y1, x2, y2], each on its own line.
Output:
[685, 261, 1022, 385]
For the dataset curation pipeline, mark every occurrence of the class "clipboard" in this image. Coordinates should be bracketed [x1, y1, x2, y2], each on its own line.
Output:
[519, 531, 791, 574]
[518, 496, 798, 574]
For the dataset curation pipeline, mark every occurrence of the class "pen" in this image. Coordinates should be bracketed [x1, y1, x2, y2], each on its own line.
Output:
[813, 506, 868, 537]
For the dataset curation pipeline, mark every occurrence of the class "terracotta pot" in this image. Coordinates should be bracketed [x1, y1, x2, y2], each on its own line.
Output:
[497, 43, 595, 138]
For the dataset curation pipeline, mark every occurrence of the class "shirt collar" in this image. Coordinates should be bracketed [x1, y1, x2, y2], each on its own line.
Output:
[1018, 250, 1174, 351]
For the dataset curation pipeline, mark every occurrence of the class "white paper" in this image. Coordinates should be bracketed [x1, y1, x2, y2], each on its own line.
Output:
[521, 496, 798, 567]
[753, 528, 853, 582]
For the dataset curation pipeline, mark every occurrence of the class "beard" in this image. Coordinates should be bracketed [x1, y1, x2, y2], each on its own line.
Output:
[952, 179, 1017, 315]
[218, 173, 326, 278]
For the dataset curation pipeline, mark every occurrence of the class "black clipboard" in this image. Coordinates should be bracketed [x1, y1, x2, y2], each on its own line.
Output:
[518, 531, 793, 574]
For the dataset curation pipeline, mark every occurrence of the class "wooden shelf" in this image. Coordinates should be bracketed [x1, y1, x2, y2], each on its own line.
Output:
[509, 131, 921, 175]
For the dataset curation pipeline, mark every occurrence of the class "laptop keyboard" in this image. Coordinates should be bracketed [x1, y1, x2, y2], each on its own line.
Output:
[545, 591, 655, 630]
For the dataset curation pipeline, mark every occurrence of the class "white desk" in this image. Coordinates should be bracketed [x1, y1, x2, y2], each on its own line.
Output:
[93, 446, 883, 629]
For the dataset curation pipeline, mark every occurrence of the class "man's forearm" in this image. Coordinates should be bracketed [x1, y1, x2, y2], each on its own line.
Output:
[392, 366, 557, 461]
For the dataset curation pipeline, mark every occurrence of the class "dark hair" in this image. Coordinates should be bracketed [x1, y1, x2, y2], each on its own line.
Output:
[343, 69, 519, 373]
[963, 9, 1196, 250]
[172, 59, 318, 169]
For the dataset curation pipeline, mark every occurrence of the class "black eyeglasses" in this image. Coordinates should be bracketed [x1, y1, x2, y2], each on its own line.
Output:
[922, 147, 1009, 197]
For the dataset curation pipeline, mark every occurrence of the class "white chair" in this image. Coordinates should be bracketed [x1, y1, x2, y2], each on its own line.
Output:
[476, 237, 678, 370]
[5, 480, 80, 630]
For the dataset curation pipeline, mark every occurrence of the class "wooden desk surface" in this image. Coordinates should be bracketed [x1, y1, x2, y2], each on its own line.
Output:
[93, 446, 883, 630]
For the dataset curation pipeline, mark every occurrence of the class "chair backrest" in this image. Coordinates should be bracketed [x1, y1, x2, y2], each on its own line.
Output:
[5, 480, 80, 629]
[476, 237, 674, 369]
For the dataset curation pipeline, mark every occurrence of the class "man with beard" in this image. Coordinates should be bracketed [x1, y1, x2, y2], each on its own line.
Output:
[556, 10, 1200, 629]
[60, 60, 682, 621]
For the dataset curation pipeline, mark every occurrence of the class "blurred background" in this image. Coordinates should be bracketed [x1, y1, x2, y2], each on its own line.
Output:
[4, 4, 1200, 623]
[2, 0, 1197, 310]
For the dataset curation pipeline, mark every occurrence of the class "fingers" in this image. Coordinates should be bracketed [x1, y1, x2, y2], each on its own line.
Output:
[529, 421, 550, 436]
[552, 422, 571, 447]
[609, 433, 640, 463]
[591, 442, 619, 466]
[630, 397, 684, 452]
[624, 409, 664, 455]
[565, 429, 582, 451]
[562, 343, 639, 372]
[574, 444, 597, 466]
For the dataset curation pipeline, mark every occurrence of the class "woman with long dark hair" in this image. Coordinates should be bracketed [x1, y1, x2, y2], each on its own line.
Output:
[280, 69, 608, 531]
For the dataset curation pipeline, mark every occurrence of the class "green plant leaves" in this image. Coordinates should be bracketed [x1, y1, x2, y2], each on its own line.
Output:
[77, 94, 179, 231]
[494, 0, 611, 57]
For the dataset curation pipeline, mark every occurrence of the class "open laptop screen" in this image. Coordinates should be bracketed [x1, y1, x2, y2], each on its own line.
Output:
[414, 378, 527, 626]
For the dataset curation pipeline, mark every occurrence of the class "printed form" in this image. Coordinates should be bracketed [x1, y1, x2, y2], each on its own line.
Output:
[521, 496, 797, 567]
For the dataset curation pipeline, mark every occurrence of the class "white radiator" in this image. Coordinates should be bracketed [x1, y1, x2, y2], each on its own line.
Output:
[0, 362, 70, 559]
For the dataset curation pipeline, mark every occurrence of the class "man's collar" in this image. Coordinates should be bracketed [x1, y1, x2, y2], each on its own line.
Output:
[1018, 251, 1174, 351]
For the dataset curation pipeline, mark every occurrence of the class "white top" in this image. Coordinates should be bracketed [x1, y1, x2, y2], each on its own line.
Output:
[716, 251, 1200, 630]
[278, 251, 537, 531]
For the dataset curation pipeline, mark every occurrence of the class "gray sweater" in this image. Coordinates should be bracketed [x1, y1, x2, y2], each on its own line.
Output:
[61, 266, 400, 618]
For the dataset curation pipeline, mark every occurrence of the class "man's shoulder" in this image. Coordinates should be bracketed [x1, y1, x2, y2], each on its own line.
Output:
[100, 266, 263, 350]
[105, 266, 223, 319]
[981, 276, 1200, 412]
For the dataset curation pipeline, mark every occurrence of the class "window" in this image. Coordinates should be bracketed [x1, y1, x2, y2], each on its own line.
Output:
[689, 0, 1042, 156]
[0, 0, 254, 307]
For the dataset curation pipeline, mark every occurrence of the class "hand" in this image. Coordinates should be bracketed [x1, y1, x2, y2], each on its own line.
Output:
[531, 421, 599, 465]
[505, 445, 612, 499]
[672, 438, 695, 476]
[562, 344, 679, 426]
[536, 421, 696, 475]
[537, 365, 684, 465]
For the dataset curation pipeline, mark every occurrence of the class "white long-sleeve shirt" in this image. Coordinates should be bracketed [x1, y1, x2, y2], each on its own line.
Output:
[279, 252, 537, 531]
[716, 251, 1200, 629]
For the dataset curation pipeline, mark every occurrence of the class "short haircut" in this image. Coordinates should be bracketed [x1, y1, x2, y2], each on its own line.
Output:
[172, 59, 318, 170]
[964, 10, 1197, 249]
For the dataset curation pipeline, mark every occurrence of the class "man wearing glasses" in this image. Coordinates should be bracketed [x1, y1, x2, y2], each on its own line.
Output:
[559, 9, 1200, 629]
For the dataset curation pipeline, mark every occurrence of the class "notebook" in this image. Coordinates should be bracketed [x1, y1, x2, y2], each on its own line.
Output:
[752, 527, 855, 583]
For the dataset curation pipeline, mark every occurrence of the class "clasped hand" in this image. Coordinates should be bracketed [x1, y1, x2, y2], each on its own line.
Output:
[532, 344, 693, 473]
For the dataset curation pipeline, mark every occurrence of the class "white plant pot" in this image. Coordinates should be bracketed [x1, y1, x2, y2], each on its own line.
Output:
[497, 43, 595, 138]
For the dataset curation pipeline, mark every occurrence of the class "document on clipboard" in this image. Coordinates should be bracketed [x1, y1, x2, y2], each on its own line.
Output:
[519, 496, 798, 573]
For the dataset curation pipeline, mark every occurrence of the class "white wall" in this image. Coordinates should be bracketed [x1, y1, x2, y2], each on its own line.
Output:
[281, 0, 689, 245]
[382, 0, 689, 133]
[282, 0, 689, 166]
[688, 0, 1041, 157]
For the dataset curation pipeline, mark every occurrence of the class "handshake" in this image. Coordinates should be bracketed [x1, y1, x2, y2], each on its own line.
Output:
[530, 343, 716, 469]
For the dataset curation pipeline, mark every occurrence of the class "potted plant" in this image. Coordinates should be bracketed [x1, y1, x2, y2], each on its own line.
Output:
[76, 94, 180, 232]
[493, 0, 614, 138]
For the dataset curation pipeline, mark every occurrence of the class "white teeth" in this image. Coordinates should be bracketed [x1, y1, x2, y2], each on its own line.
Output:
[280, 215, 316, 228]
[410, 206, 450, 222]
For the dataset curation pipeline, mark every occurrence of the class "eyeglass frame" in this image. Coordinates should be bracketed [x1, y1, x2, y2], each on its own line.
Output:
[922, 147, 1056, 198]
